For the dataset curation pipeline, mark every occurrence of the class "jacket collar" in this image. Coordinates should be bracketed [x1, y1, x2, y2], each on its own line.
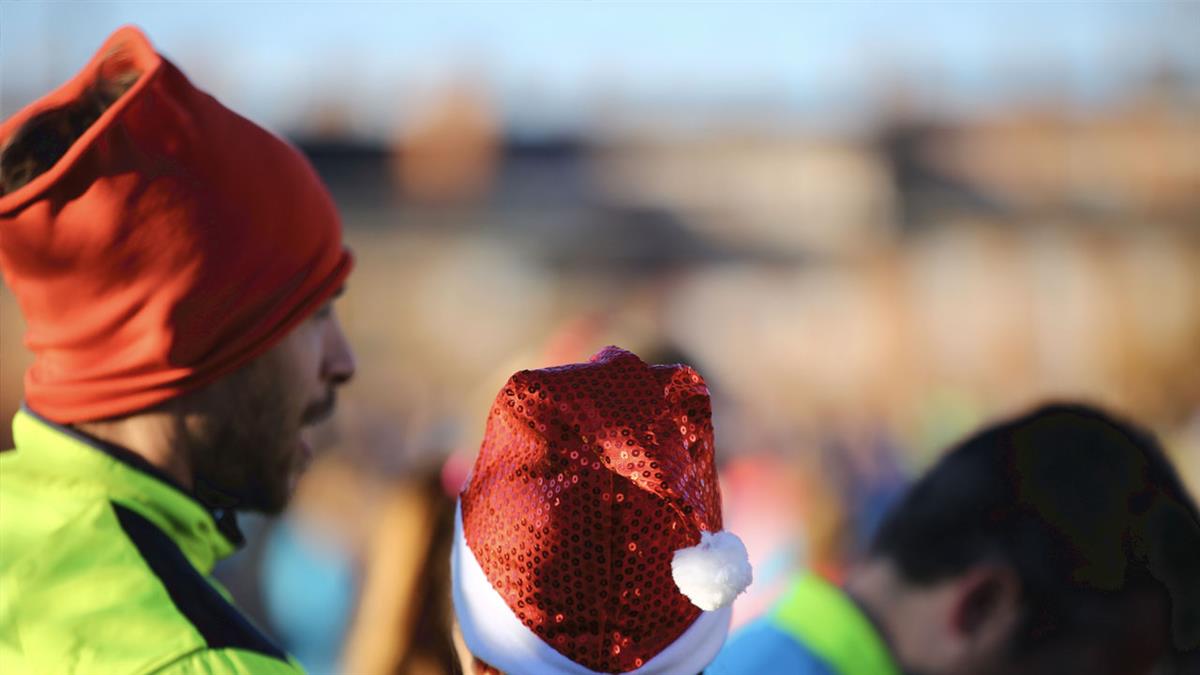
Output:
[770, 573, 902, 675]
[12, 407, 242, 574]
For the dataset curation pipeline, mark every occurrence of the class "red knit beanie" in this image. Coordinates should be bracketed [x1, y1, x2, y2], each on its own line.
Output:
[453, 347, 752, 674]
[0, 26, 352, 423]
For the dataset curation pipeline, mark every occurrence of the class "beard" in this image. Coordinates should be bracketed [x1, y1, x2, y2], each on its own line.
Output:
[172, 348, 326, 515]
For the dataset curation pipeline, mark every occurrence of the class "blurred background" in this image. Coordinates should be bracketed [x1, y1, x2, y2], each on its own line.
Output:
[3, 2, 1199, 673]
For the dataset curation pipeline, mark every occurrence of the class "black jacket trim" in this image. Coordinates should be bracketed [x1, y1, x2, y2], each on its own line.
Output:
[111, 501, 288, 661]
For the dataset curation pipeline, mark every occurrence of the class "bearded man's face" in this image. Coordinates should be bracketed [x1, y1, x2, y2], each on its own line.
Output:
[180, 299, 355, 514]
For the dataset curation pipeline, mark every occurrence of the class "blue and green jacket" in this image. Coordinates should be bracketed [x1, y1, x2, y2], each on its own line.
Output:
[708, 573, 901, 675]
[0, 409, 303, 674]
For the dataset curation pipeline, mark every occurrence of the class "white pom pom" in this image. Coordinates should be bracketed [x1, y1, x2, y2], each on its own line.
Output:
[671, 530, 753, 611]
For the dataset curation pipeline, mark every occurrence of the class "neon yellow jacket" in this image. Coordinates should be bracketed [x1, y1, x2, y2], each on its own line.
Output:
[0, 409, 304, 674]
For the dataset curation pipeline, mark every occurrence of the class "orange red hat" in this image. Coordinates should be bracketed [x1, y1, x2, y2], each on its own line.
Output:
[453, 346, 752, 674]
[0, 26, 352, 423]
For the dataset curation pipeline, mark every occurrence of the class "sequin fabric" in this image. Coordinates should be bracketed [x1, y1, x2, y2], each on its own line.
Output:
[461, 346, 724, 673]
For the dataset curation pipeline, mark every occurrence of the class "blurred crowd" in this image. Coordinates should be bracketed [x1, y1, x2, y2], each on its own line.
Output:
[154, 72, 1200, 675]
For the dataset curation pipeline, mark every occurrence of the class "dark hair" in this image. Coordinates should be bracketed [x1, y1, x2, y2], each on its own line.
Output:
[0, 70, 138, 195]
[870, 403, 1200, 653]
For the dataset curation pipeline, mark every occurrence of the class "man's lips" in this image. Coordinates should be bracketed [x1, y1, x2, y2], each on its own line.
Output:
[293, 389, 336, 481]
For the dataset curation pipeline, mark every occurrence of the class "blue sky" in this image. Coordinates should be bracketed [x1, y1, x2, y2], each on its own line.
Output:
[3, 1, 1197, 137]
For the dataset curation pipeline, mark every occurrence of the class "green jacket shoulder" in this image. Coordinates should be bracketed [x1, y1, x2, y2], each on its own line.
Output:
[0, 411, 303, 675]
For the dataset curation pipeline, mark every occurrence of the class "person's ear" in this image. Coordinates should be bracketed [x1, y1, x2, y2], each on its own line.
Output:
[951, 565, 1022, 651]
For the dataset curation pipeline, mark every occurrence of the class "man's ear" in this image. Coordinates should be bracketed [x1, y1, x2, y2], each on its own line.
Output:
[951, 565, 1023, 649]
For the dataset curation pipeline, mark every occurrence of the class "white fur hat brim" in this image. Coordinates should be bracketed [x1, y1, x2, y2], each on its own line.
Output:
[451, 501, 733, 675]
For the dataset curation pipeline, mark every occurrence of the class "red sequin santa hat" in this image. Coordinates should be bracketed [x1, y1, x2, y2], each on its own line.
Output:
[452, 346, 752, 674]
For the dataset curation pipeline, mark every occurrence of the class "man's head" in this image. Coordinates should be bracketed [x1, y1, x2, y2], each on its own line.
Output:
[850, 403, 1200, 675]
[0, 26, 355, 513]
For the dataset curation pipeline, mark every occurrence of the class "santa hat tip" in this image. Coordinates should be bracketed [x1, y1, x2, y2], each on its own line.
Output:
[671, 530, 753, 611]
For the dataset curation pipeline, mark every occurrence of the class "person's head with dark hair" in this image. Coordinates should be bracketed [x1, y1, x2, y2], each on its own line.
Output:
[845, 403, 1200, 675]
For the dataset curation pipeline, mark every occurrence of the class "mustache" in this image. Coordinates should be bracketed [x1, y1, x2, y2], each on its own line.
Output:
[301, 389, 337, 426]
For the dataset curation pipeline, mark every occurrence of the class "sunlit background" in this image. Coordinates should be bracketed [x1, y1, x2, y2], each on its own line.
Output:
[3, 2, 1199, 673]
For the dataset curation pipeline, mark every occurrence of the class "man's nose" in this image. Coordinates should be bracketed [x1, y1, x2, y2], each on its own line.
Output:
[322, 316, 356, 386]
